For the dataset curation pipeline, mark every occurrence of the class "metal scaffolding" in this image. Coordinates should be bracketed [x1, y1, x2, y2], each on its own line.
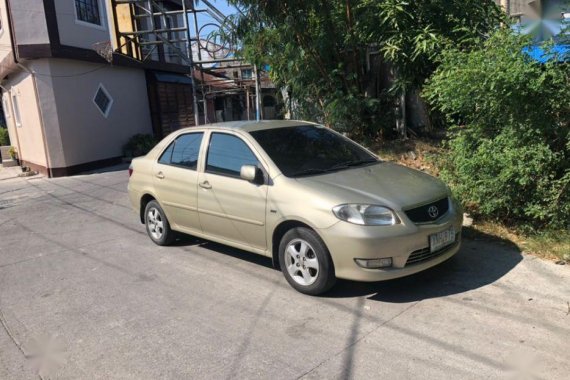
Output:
[108, 0, 262, 125]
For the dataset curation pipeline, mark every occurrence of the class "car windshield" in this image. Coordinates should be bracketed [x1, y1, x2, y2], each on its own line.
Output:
[250, 125, 378, 177]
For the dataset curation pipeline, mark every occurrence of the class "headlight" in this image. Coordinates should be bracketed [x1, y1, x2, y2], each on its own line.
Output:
[332, 204, 398, 226]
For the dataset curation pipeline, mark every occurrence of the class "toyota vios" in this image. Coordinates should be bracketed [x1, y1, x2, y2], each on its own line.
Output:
[128, 121, 462, 295]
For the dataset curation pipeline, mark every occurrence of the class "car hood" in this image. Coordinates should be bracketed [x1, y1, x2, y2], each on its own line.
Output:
[295, 162, 449, 209]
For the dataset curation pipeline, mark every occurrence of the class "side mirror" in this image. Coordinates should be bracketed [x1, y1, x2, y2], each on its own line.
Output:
[240, 165, 262, 183]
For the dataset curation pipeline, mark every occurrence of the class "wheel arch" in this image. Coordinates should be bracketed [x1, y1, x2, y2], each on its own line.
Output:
[271, 219, 325, 269]
[140, 193, 156, 224]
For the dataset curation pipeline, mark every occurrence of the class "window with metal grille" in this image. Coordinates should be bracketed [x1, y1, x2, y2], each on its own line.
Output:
[93, 85, 113, 118]
[75, 0, 101, 26]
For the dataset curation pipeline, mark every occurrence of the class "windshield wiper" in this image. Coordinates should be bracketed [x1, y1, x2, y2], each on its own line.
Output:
[290, 168, 330, 177]
[291, 159, 378, 177]
[327, 158, 378, 171]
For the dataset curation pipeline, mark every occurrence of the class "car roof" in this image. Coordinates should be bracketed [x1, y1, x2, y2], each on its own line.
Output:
[176, 120, 318, 134]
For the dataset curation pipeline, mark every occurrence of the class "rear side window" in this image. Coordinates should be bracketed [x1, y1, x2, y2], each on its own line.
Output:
[158, 143, 174, 164]
[206, 133, 258, 177]
[158, 132, 203, 170]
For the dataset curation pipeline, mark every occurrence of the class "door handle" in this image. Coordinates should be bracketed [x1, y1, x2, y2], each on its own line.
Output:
[199, 181, 212, 189]
[156, 171, 165, 179]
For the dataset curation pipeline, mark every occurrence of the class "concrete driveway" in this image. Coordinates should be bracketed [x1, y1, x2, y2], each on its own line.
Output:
[0, 167, 568, 379]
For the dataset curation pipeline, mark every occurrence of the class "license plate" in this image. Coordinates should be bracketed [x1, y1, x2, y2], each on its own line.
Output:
[429, 226, 456, 253]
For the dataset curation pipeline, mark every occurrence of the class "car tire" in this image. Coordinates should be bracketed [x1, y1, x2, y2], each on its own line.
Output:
[144, 200, 175, 246]
[278, 227, 336, 295]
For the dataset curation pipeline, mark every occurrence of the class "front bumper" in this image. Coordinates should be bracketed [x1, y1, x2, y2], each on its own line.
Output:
[318, 208, 463, 282]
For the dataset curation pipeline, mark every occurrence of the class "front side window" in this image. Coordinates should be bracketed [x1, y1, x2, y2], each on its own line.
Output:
[75, 0, 102, 26]
[158, 132, 204, 170]
[250, 125, 377, 177]
[206, 133, 258, 177]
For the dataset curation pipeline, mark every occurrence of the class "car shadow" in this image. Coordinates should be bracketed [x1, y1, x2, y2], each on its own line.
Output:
[171, 234, 276, 270]
[171, 228, 523, 302]
[325, 229, 523, 302]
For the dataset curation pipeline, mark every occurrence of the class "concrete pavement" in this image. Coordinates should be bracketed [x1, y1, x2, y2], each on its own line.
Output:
[0, 166, 27, 181]
[0, 168, 568, 379]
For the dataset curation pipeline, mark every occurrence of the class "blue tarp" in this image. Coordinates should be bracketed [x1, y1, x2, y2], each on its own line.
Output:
[523, 44, 570, 63]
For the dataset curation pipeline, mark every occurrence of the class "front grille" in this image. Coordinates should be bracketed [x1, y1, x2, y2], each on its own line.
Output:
[406, 241, 458, 266]
[404, 197, 449, 224]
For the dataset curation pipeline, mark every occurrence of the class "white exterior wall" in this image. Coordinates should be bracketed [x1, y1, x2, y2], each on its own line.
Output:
[2, 69, 49, 168]
[8, 0, 50, 45]
[31, 59, 66, 168]
[48, 59, 152, 167]
[0, 0, 15, 72]
[56, 0, 110, 49]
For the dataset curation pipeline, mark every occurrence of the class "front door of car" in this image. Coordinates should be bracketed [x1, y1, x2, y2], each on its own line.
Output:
[152, 132, 204, 233]
[197, 132, 268, 250]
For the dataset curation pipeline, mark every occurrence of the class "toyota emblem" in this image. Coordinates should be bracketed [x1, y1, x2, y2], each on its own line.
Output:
[428, 205, 439, 219]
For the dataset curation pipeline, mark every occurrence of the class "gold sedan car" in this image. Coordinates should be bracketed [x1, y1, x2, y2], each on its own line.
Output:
[128, 120, 462, 295]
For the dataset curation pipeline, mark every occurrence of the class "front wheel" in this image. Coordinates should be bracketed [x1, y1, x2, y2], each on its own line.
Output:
[278, 227, 336, 295]
[144, 200, 175, 246]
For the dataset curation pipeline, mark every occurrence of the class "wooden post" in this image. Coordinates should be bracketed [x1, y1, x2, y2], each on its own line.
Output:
[246, 87, 250, 120]
[254, 64, 261, 121]
[400, 92, 407, 139]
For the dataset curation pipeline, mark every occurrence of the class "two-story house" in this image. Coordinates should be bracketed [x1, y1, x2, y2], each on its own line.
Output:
[0, 0, 223, 177]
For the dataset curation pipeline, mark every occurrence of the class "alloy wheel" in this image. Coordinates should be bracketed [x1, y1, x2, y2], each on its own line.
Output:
[284, 238, 320, 286]
[147, 207, 164, 241]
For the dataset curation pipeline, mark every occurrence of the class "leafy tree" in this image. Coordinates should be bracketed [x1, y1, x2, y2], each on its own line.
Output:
[224, 0, 502, 136]
[424, 30, 570, 230]
[356, 0, 503, 91]
[0, 127, 9, 146]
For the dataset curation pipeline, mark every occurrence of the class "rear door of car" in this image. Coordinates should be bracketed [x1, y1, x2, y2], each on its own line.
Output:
[152, 132, 205, 233]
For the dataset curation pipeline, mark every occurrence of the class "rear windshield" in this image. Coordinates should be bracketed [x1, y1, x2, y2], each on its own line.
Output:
[250, 125, 377, 177]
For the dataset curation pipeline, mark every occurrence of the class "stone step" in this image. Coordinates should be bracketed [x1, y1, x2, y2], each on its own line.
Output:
[1, 159, 19, 168]
[0, 146, 12, 161]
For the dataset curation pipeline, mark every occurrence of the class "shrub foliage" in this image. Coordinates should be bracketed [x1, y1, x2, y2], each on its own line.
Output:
[424, 30, 570, 230]
[123, 134, 157, 158]
[0, 128, 9, 146]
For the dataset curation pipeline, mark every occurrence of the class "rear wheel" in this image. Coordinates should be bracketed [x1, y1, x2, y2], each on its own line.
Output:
[278, 227, 336, 295]
[144, 200, 174, 246]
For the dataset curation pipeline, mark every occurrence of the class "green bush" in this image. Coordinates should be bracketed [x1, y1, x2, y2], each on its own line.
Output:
[424, 30, 570, 230]
[123, 134, 158, 158]
[0, 128, 9, 146]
